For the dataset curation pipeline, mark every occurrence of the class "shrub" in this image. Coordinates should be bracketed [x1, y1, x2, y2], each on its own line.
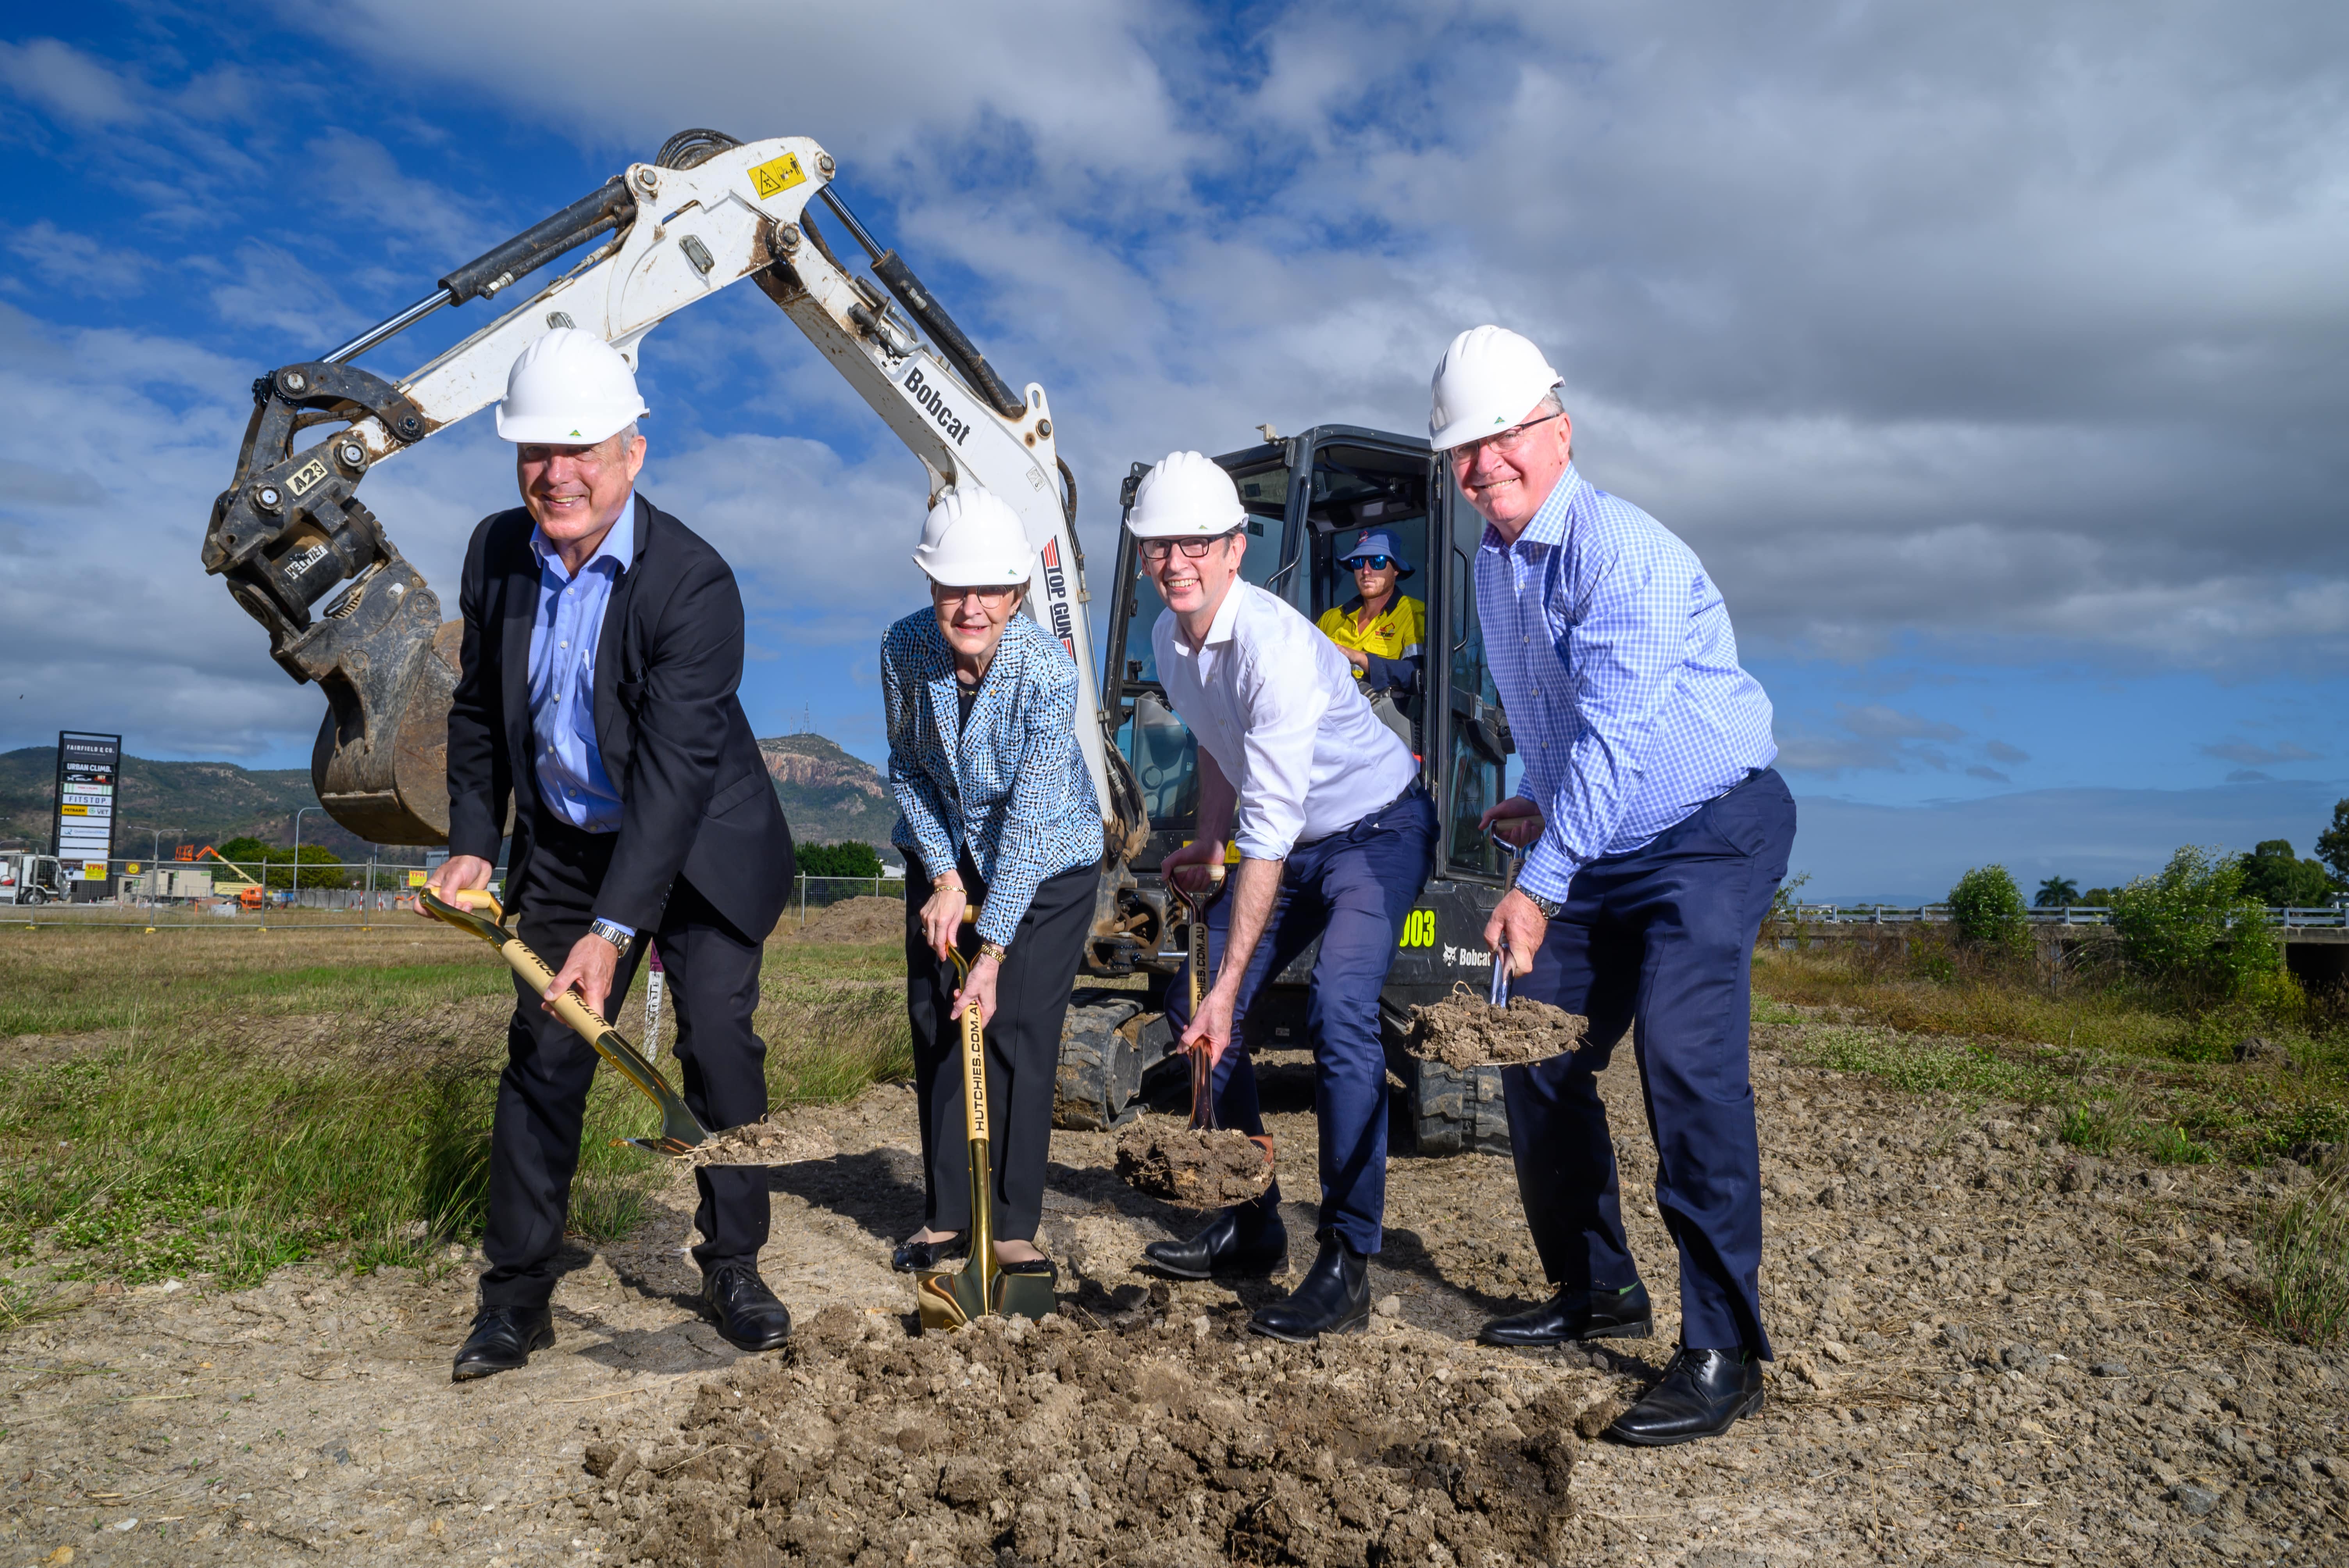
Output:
[1947, 865, 2030, 952]
[211, 838, 347, 890]
[2109, 846, 2283, 1001]
[797, 841, 886, 880]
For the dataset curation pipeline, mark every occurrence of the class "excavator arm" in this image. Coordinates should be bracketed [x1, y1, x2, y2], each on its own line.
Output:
[202, 130, 1146, 872]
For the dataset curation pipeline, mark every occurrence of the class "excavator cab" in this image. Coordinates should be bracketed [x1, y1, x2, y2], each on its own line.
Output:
[1098, 428, 1523, 1153]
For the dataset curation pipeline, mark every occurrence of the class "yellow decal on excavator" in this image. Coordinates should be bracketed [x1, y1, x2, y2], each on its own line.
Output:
[748, 153, 807, 201]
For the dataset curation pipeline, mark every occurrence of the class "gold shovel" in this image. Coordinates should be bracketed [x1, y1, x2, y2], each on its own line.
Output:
[1170, 866, 1276, 1175]
[421, 889, 711, 1156]
[915, 907, 1057, 1330]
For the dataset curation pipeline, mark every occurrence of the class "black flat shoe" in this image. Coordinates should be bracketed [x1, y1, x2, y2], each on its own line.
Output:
[452, 1304, 554, 1382]
[1606, 1346, 1765, 1446]
[996, 1254, 1057, 1281]
[1248, 1236, 1369, 1343]
[892, 1234, 965, 1273]
[1478, 1282, 1654, 1347]
[1143, 1208, 1289, 1281]
[702, 1261, 793, 1352]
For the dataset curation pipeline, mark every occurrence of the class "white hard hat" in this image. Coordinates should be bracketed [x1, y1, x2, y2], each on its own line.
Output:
[1428, 325, 1562, 451]
[494, 327, 650, 445]
[1124, 451, 1246, 538]
[912, 488, 1035, 587]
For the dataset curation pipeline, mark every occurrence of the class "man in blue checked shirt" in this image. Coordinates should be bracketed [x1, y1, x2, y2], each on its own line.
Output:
[1430, 326, 1795, 1447]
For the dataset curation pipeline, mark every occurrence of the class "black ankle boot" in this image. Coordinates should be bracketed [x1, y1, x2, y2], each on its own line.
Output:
[1247, 1235, 1369, 1342]
[1142, 1207, 1288, 1281]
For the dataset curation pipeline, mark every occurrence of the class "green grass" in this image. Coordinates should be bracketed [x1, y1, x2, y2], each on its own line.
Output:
[2260, 1165, 2349, 1345]
[0, 926, 913, 1286]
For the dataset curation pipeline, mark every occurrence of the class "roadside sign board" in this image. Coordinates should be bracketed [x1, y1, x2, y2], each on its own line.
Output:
[53, 732, 121, 902]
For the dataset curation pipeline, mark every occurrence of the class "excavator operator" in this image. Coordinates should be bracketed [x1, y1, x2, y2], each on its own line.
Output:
[421, 329, 798, 1381]
[1314, 528, 1424, 750]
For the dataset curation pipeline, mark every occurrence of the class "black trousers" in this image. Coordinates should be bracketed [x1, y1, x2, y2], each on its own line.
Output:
[904, 856, 1094, 1244]
[479, 815, 772, 1309]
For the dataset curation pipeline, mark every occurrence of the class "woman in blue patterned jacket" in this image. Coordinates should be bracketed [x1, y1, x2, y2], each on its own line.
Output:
[882, 489, 1104, 1280]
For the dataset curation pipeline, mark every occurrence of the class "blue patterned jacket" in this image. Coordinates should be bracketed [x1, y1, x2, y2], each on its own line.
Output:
[882, 609, 1105, 947]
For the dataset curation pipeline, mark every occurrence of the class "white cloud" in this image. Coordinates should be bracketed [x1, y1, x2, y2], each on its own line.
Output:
[0, 38, 144, 127]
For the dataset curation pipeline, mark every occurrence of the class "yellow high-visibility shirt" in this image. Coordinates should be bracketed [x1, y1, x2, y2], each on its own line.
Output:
[1315, 594, 1426, 682]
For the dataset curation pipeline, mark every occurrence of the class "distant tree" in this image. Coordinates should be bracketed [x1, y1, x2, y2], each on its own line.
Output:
[1947, 865, 2030, 952]
[2110, 846, 2282, 999]
[796, 841, 885, 880]
[2316, 798, 2349, 892]
[2035, 876, 2080, 908]
[2080, 887, 2122, 907]
[2238, 840, 2335, 909]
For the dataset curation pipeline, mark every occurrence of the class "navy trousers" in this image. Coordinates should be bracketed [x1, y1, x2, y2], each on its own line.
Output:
[481, 816, 772, 1310]
[1165, 784, 1437, 1254]
[1502, 768, 1795, 1356]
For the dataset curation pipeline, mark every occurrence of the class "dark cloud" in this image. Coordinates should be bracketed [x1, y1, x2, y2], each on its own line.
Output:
[2201, 739, 2321, 766]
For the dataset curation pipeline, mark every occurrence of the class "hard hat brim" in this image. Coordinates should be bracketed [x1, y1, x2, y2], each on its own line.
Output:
[495, 403, 648, 446]
[912, 551, 1036, 588]
[1429, 384, 1560, 451]
[1121, 511, 1247, 540]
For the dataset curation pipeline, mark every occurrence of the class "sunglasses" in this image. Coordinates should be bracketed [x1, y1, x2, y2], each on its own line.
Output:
[1342, 555, 1396, 571]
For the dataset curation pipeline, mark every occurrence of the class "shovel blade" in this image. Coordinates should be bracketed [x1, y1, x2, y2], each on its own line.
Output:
[992, 1271, 1057, 1322]
[915, 1265, 989, 1333]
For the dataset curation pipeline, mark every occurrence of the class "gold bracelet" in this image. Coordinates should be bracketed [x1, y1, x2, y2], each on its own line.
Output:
[978, 940, 1009, 964]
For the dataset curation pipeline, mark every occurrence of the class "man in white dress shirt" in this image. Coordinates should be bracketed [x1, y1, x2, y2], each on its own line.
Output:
[1133, 451, 1440, 1342]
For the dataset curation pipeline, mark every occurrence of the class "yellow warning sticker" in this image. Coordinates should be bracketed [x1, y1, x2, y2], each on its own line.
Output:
[748, 152, 807, 201]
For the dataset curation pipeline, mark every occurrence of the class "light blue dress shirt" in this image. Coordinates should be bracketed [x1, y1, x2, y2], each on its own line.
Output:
[528, 494, 635, 932]
[1476, 465, 1777, 904]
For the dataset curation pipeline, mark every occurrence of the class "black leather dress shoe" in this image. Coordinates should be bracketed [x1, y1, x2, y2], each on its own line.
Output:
[1248, 1236, 1369, 1343]
[1606, 1346, 1766, 1446]
[892, 1233, 964, 1274]
[452, 1304, 553, 1382]
[701, 1261, 793, 1352]
[1143, 1208, 1289, 1281]
[1478, 1282, 1654, 1347]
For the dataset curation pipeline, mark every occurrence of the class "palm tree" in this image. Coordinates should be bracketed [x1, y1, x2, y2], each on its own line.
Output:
[2035, 875, 2080, 908]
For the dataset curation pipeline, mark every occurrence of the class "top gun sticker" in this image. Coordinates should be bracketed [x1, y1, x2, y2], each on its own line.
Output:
[748, 152, 807, 201]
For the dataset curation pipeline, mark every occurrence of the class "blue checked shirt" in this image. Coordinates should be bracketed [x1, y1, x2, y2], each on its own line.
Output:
[1476, 466, 1777, 903]
[528, 494, 634, 933]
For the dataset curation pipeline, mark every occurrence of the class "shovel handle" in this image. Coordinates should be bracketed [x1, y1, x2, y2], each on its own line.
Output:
[449, 886, 503, 919]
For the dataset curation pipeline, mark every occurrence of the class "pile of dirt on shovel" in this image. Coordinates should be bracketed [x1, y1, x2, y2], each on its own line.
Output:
[678, 1115, 838, 1169]
[1113, 1119, 1275, 1207]
[1405, 984, 1588, 1069]
[580, 1306, 1583, 1568]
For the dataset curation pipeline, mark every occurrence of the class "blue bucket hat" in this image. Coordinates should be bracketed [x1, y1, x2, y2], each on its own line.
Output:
[1338, 528, 1414, 577]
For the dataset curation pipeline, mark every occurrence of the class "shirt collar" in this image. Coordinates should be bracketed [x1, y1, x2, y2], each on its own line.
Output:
[530, 490, 636, 581]
[1173, 576, 1249, 656]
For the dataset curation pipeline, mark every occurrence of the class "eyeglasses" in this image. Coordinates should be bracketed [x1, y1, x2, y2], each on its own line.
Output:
[1447, 411, 1564, 466]
[1341, 555, 1396, 572]
[1137, 530, 1239, 563]
[933, 584, 1015, 606]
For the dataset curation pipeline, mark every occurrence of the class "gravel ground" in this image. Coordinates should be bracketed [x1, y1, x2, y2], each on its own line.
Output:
[4, 1024, 2346, 1566]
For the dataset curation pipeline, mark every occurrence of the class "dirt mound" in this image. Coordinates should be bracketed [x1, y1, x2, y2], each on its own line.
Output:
[1406, 985, 1588, 1069]
[788, 894, 904, 944]
[1114, 1119, 1275, 1207]
[586, 1305, 1579, 1568]
[680, 1115, 838, 1168]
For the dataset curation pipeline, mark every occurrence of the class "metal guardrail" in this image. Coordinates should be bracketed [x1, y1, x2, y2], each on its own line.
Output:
[1788, 904, 2349, 929]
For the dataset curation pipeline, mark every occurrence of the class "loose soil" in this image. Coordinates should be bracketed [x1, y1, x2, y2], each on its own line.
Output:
[679, 1117, 839, 1170]
[1407, 985, 1589, 1069]
[1112, 1119, 1277, 1208]
[6, 1019, 2349, 1566]
[783, 896, 904, 945]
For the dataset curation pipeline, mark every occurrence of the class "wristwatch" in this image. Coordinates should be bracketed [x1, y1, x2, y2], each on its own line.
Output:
[1518, 891, 1564, 920]
[588, 917, 634, 952]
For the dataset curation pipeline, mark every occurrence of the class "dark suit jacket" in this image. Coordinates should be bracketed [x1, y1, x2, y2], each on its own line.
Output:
[446, 493, 794, 939]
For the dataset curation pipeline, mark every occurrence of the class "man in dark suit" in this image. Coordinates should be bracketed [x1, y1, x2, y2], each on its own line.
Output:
[421, 329, 796, 1379]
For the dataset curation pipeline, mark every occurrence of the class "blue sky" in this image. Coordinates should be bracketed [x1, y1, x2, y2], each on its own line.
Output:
[3, 3, 2345, 898]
